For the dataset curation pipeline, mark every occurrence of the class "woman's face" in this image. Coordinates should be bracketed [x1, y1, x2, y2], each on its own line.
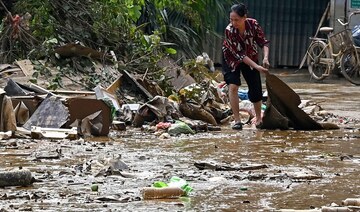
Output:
[230, 11, 246, 29]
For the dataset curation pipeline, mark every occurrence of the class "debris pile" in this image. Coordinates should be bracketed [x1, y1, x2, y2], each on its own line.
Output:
[0, 58, 358, 141]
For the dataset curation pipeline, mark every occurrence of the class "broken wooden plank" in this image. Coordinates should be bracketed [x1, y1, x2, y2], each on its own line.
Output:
[106, 76, 122, 95]
[194, 162, 268, 171]
[121, 70, 153, 100]
[50, 90, 95, 95]
[0, 64, 14, 72]
[31, 126, 78, 140]
[14, 60, 34, 76]
[35, 151, 61, 160]
[342, 198, 360, 206]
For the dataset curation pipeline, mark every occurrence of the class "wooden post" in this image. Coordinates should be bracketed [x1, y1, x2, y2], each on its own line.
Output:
[298, 2, 330, 70]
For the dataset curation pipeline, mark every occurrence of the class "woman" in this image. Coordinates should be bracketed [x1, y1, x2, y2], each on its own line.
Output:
[222, 3, 270, 130]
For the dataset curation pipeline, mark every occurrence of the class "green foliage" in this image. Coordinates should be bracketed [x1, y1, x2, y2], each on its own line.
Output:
[138, 0, 232, 58]
[4, 0, 230, 92]
[13, 1, 55, 41]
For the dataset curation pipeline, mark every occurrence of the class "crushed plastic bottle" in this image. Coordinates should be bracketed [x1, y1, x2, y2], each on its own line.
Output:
[152, 176, 193, 196]
[167, 176, 193, 196]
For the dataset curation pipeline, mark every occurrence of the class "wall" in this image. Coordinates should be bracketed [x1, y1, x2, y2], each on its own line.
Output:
[205, 0, 329, 67]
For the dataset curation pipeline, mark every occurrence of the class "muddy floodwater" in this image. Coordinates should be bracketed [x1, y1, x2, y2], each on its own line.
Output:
[1, 69, 360, 211]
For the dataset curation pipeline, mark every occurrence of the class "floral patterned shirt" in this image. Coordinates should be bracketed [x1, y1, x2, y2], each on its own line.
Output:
[222, 18, 269, 71]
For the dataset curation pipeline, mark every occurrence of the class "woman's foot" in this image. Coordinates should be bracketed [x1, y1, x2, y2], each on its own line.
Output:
[232, 122, 243, 130]
[255, 122, 263, 129]
[251, 117, 263, 129]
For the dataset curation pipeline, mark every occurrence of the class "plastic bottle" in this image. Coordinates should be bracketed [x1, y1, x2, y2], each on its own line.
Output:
[167, 176, 193, 195]
[142, 187, 185, 200]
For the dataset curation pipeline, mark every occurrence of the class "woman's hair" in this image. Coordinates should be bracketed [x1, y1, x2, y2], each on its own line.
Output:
[231, 3, 248, 17]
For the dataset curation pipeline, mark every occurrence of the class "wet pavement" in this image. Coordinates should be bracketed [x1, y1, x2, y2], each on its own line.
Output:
[1, 68, 360, 211]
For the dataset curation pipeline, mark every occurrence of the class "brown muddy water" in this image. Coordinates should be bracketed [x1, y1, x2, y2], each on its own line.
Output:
[1, 69, 360, 211]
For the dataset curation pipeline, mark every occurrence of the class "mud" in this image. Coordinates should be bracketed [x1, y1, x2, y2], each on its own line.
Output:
[0, 69, 360, 211]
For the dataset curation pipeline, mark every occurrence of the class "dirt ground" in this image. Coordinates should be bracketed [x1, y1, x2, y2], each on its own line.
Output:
[0, 68, 360, 211]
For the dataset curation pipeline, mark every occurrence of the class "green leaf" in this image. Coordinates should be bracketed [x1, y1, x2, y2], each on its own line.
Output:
[165, 47, 177, 55]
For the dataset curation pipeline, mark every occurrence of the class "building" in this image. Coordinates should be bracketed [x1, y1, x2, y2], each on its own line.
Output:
[206, 0, 330, 68]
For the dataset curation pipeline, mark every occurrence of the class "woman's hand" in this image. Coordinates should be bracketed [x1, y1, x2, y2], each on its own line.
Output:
[255, 64, 268, 74]
[262, 58, 270, 68]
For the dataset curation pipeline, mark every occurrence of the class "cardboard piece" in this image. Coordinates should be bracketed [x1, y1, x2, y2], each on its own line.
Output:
[11, 96, 42, 117]
[14, 101, 30, 125]
[0, 94, 17, 132]
[65, 98, 111, 136]
[94, 85, 120, 111]
[262, 74, 323, 130]
[158, 57, 196, 92]
[80, 110, 103, 136]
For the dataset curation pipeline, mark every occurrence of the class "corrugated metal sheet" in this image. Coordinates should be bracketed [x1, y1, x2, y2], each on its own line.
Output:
[205, 0, 329, 67]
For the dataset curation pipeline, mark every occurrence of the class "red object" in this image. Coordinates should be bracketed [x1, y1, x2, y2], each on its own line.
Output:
[11, 14, 21, 38]
[156, 122, 172, 130]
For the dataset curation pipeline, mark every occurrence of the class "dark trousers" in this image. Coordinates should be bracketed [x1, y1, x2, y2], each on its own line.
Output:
[222, 56, 263, 103]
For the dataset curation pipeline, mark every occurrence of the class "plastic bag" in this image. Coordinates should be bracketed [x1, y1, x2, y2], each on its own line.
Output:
[352, 24, 360, 46]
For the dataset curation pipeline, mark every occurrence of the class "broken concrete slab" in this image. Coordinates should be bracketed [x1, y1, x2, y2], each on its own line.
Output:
[0, 131, 12, 140]
[23, 95, 69, 130]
